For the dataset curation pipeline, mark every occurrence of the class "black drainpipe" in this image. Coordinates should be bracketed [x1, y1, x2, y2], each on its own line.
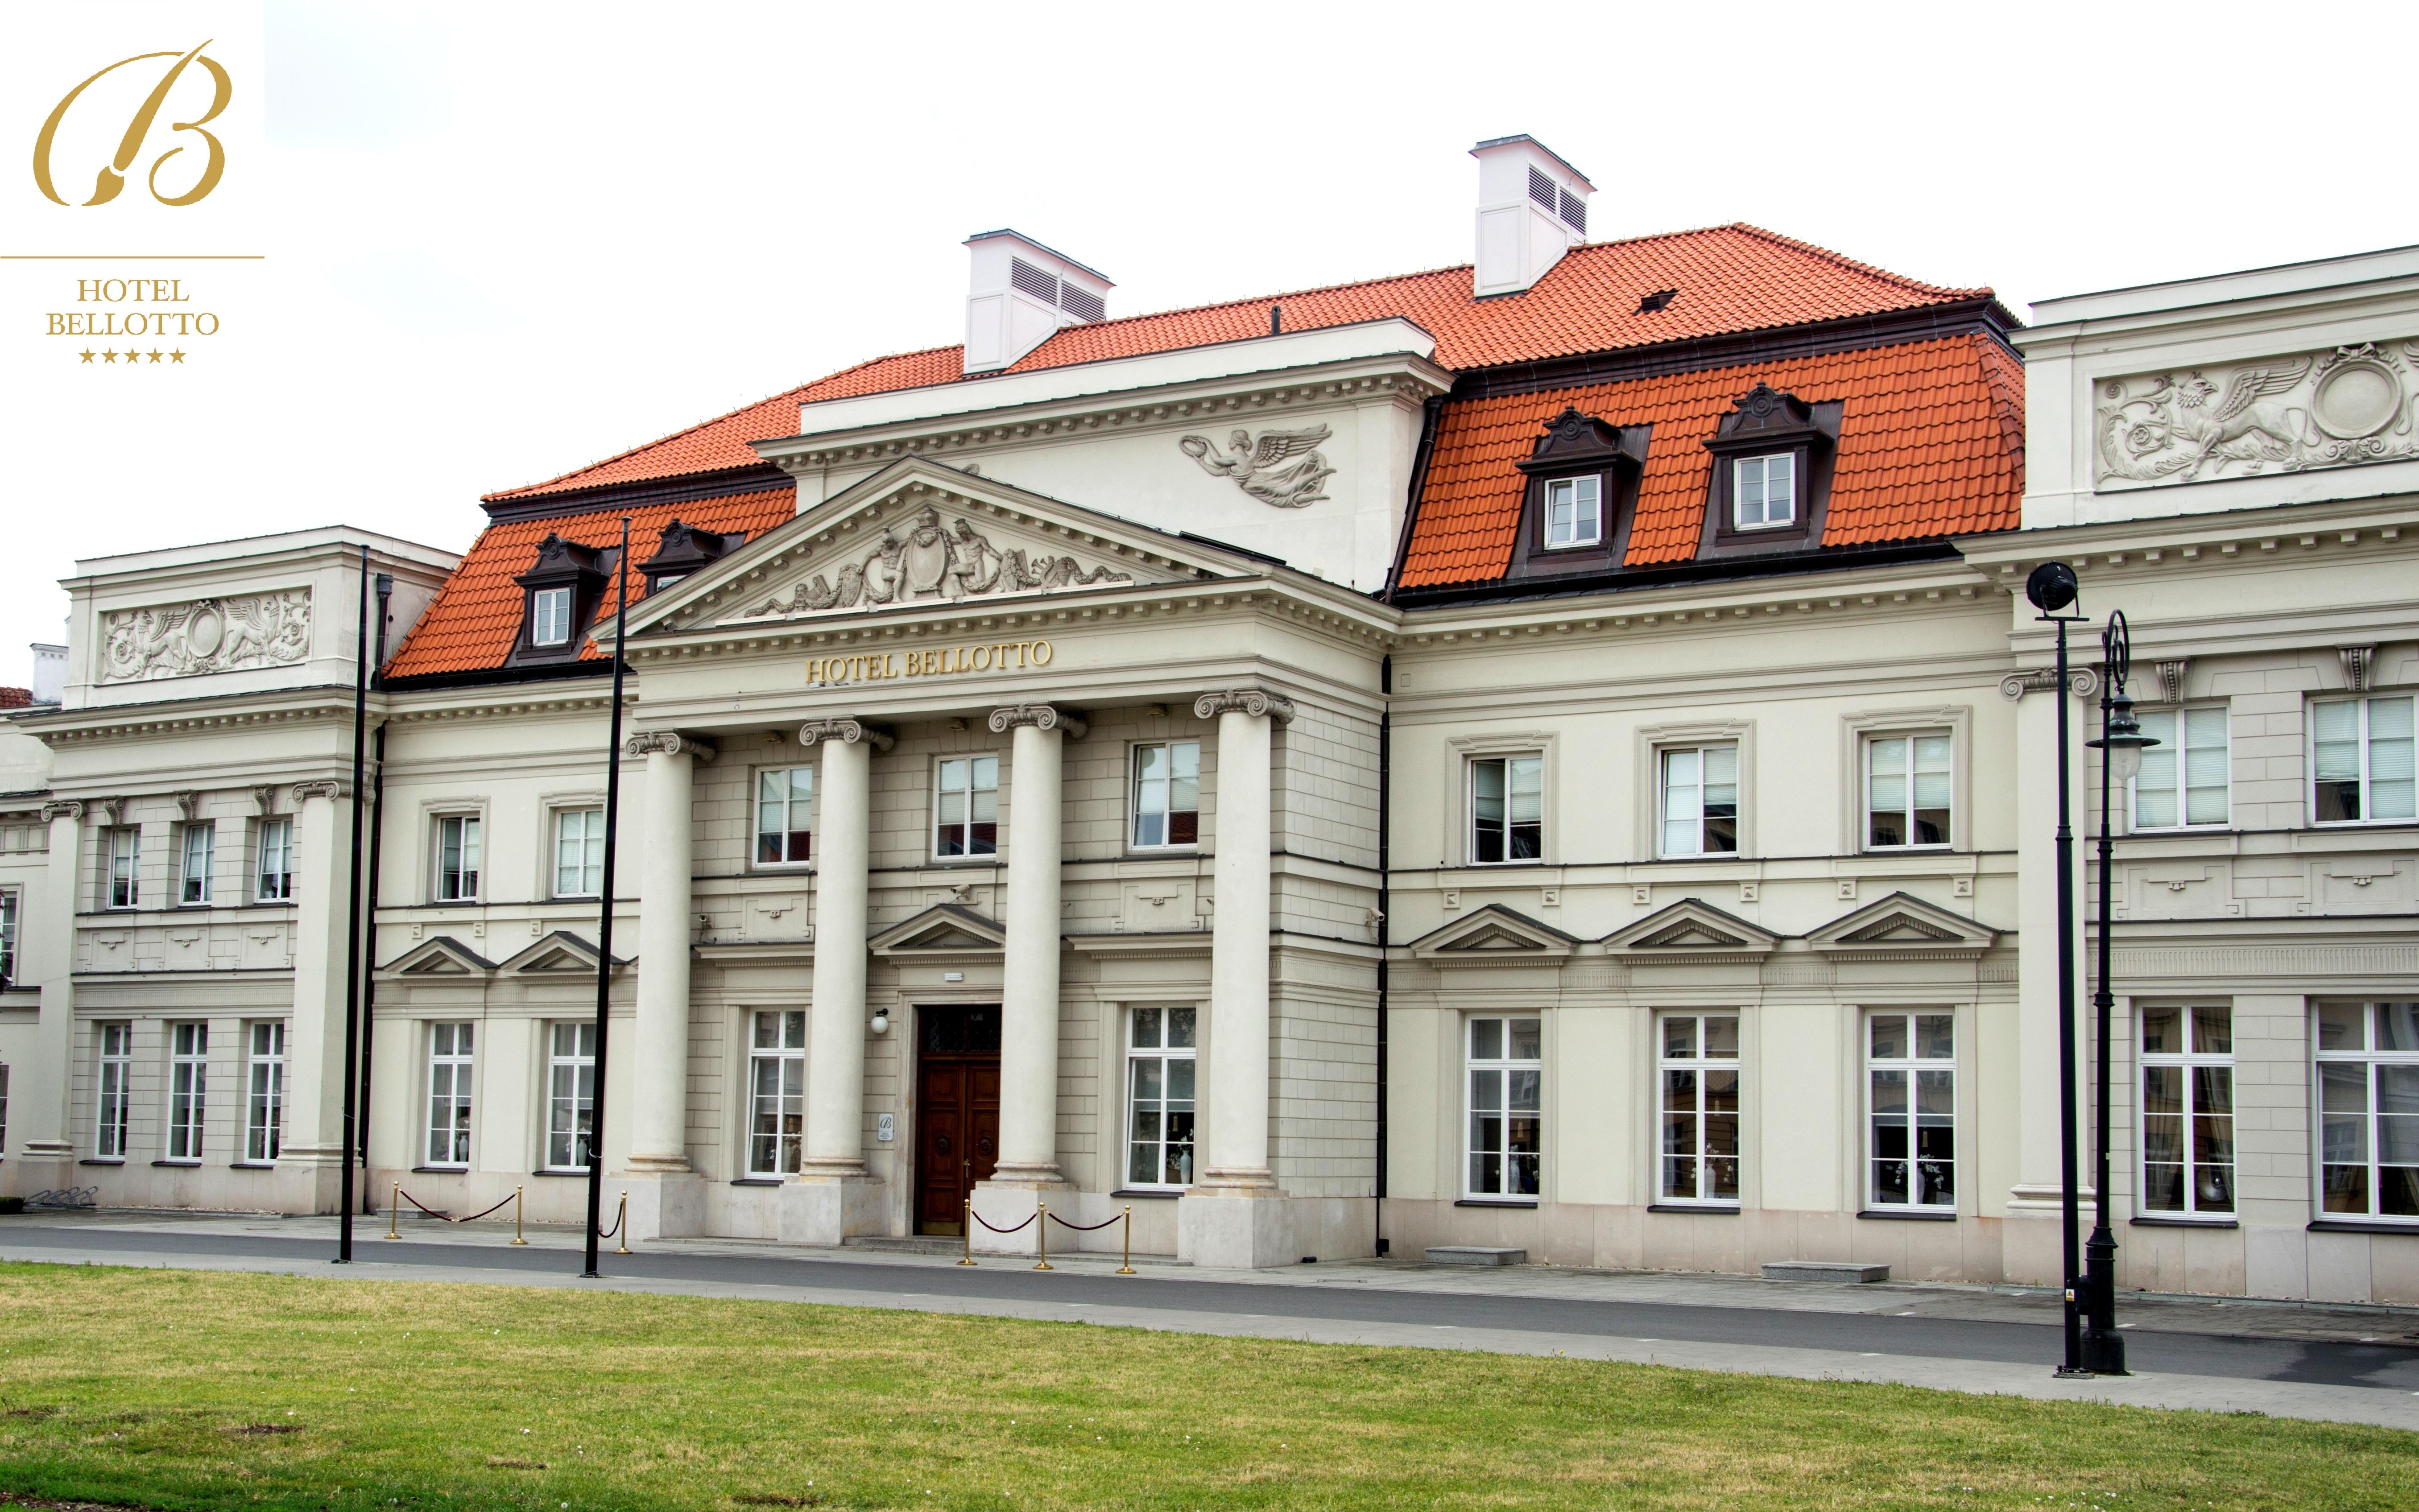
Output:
[1374, 653, 1391, 1255]
[358, 574, 393, 1212]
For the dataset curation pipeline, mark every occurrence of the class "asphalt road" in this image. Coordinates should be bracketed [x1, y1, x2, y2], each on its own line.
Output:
[7, 1221, 2416, 1393]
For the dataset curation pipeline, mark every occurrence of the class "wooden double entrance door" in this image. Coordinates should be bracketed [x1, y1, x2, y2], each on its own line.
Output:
[914, 1006, 1001, 1235]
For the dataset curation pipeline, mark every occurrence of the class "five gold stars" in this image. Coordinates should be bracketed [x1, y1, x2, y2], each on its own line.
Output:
[82, 348, 189, 365]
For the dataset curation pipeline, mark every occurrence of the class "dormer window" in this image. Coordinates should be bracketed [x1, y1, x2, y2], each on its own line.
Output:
[511, 532, 608, 665]
[1733, 454, 1796, 530]
[637, 518, 738, 596]
[1543, 476, 1602, 548]
[1508, 407, 1648, 579]
[531, 587, 574, 646]
[1699, 383, 1838, 559]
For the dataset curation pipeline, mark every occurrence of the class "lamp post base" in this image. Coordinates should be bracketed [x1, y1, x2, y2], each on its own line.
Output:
[2053, 1366, 2097, 1380]
[2082, 1326, 2128, 1376]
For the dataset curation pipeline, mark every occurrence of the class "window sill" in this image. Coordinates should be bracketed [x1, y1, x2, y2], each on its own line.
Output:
[1463, 860, 1547, 869]
[730, 1177, 785, 1187]
[151, 1159, 201, 1169]
[531, 1168, 590, 1177]
[1109, 1188, 1180, 1201]
[80, 1157, 126, 1166]
[229, 1161, 277, 1170]
[411, 1165, 468, 1175]
[1648, 1203, 1739, 1215]
[1455, 1198, 1538, 1209]
[1859, 847, 1955, 857]
[1856, 1208, 1956, 1222]
[2130, 1215, 2237, 1229]
[2308, 1219, 2419, 1235]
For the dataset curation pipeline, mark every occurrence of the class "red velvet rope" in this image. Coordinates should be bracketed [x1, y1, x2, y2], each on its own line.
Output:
[1044, 1210, 1126, 1232]
[970, 1209, 1038, 1234]
[397, 1189, 521, 1224]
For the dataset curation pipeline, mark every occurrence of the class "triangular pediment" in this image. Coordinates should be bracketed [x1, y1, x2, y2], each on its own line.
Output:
[1601, 898, 1780, 954]
[869, 903, 1007, 957]
[1807, 892, 1996, 953]
[496, 930, 629, 975]
[1409, 905, 1579, 962]
[620, 459, 1255, 638]
[379, 935, 496, 978]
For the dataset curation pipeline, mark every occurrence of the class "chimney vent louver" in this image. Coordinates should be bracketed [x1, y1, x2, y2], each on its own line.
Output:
[964, 230, 1113, 374]
[1472, 135, 1593, 298]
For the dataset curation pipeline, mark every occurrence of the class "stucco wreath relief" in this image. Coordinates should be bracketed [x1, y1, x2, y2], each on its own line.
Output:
[1178, 425, 1337, 508]
[99, 591, 311, 682]
[741, 507, 1131, 618]
[2095, 341, 2419, 487]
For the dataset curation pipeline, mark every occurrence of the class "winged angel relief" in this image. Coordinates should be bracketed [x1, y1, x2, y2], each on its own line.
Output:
[2096, 343, 2419, 484]
[1178, 426, 1337, 508]
[99, 593, 311, 682]
[740, 507, 1130, 619]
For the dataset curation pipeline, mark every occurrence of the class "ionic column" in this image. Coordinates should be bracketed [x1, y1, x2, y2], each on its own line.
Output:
[799, 718, 889, 1180]
[283, 779, 352, 1170]
[987, 703, 1085, 1186]
[627, 732, 713, 1172]
[1195, 689, 1292, 1191]
[18, 802, 86, 1164]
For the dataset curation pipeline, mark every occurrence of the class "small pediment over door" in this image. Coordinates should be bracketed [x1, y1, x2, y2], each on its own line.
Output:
[497, 930, 629, 975]
[868, 903, 1007, 959]
[1408, 905, 1579, 964]
[1600, 898, 1781, 956]
[1806, 892, 1997, 956]
[378, 936, 496, 978]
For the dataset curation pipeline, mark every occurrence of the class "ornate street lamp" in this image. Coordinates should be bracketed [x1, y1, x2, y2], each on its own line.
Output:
[2023, 561, 2092, 1379]
[2081, 610, 2157, 1376]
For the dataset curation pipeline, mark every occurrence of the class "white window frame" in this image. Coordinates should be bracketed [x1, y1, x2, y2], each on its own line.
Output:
[1657, 1012, 1740, 1206]
[1658, 744, 1739, 858]
[179, 822, 214, 906]
[1464, 1014, 1542, 1200]
[933, 754, 999, 859]
[106, 826, 140, 910]
[1542, 475, 1603, 549]
[244, 1021, 285, 1162]
[2132, 705, 2230, 831]
[2139, 1004, 2234, 1220]
[1862, 731, 1954, 851]
[1124, 1005, 1197, 1190]
[2314, 1000, 2419, 1225]
[546, 1021, 597, 1171]
[95, 1021, 133, 1158]
[2311, 694, 2416, 827]
[753, 766, 815, 868]
[1865, 1010, 1956, 1212]
[255, 818, 294, 902]
[552, 807, 604, 899]
[434, 814, 482, 902]
[0, 888, 17, 985]
[1733, 453, 1797, 530]
[1469, 753, 1544, 866]
[1129, 742, 1201, 851]
[167, 1021, 208, 1161]
[530, 586, 574, 647]
[426, 1022, 474, 1168]
[745, 1010, 805, 1177]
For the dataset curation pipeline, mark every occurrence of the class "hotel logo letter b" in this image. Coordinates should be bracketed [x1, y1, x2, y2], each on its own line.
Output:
[33, 41, 232, 207]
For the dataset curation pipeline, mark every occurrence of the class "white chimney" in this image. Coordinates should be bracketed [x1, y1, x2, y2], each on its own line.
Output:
[1470, 135, 1593, 298]
[30, 641, 66, 705]
[962, 230, 1113, 375]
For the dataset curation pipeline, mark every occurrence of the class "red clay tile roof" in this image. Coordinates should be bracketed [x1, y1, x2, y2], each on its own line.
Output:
[488, 225, 1987, 501]
[0, 687, 30, 709]
[1398, 333, 2022, 588]
[383, 488, 797, 680]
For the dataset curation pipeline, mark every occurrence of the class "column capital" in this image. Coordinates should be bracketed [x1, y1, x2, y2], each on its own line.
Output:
[1193, 688, 1294, 724]
[800, 717, 893, 752]
[1997, 667, 2099, 702]
[291, 779, 350, 802]
[173, 789, 202, 820]
[625, 731, 717, 762]
[252, 785, 281, 816]
[988, 704, 1087, 739]
[93, 796, 129, 825]
[40, 800, 83, 823]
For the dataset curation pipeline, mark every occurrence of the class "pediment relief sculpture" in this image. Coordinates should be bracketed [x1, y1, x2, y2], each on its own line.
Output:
[1408, 905, 1577, 960]
[2095, 341, 2419, 487]
[735, 507, 1133, 620]
[1178, 425, 1336, 508]
[99, 591, 311, 683]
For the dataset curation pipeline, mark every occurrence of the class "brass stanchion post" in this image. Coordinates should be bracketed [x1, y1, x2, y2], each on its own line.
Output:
[1034, 1201, 1052, 1271]
[384, 1183, 400, 1240]
[1117, 1205, 1135, 1275]
[958, 1198, 976, 1265]
[511, 1185, 528, 1245]
[615, 1192, 631, 1256]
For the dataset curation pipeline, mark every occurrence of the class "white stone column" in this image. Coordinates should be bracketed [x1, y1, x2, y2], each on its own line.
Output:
[1180, 689, 1296, 1269]
[787, 718, 889, 1244]
[16, 802, 86, 1168]
[281, 780, 353, 1207]
[987, 704, 1084, 1186]
[626, 733, 711, 1175]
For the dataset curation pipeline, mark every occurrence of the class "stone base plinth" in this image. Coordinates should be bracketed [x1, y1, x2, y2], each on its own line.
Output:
[780, 1176, 888, 1246]
[1178, 1188, 1298, 1268]
[615, 1170, 707, 1242]
[970, 1182, 1072, 1256]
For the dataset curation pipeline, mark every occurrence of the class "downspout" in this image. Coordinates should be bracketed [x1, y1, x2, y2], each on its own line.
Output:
[1373, 653, 1391, 1255]
[358, 574, 393, 1213]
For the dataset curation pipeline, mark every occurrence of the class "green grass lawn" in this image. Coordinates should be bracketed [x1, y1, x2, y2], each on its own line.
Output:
[0, 1263, 2412, 1511]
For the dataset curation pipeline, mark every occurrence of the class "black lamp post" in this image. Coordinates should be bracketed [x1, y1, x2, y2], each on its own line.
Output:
[2081, 610, 2156, 1376]
[2023, 560, 2092, 1379]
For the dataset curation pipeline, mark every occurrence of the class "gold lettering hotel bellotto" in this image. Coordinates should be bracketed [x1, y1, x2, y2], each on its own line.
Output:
[807, 640, 1053, 686]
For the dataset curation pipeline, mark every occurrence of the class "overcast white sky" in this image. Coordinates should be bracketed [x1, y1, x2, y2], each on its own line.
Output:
[3, 0, 2415, 688]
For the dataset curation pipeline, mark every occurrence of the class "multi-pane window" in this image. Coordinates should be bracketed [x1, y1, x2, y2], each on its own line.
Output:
[1543, 475, 1602, 548]
[2135, 707, 2229, 830]
[1471, 755, 1542, 864]
[553, 808, 604, 898]
[95, 1022, 133, 1158]
[531, 586, 573, 647]
[2140, 1006, 2233, 1217]
[426, 1023, 474, 1167]
[747, 1011, 805, 1177]
[1867, 1011, 1955, 1210]
[2316, 1000, 2419, 1222]
[245, 1021, 285, 1161]
[935, 756, 999, 857]
[1131, 743, 1201, 848]
[1659, 1014, 1740, 1204]
[1866, 734, 1952, 849]
[1734, 453, 1796, 529]
[1125, 1005, 1197, 1188]
[107, 827, 140, 909]
[1659, 746, 1739, 857]
[0, 1063, 9, 1154]
[179, 823, 215, 905]
[546, 1022, 598, 1170]
[0, 889, 16, 985]
[168, 1022, 208, 1160]
[1466, 1016, 1542, 1198]
[256, 818, 294, 902]
[754, 767, 814, 864]
[2312, 696, 2415, 824]
[435, 815, 481, 901]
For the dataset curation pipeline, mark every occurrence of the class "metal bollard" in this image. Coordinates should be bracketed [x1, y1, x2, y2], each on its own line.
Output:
[958, 1198, 976, 1265]
[1034, 1201, 1052, 1271]
[384, 1183, 401, 1239]
[510, 1185, 528, 1246]
[1117, 1205, 1136, 1275]
[615, 1192, 631, 1255]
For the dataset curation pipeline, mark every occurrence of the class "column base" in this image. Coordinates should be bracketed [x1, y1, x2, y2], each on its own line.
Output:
[780, 1175, 887, 1246]
[614, 1170, 707, 1242]
[1178, 1187, 1299, 1269]
[2003, 1183, 2095, 1287]
[970, 1179, 1071, 1256]
[0, 1148, 77, 1200]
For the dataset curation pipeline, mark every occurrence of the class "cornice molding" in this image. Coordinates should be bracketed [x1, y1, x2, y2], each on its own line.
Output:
[988, 704, 1087, 739]
[1193, 689, 1295, 724]
[479, 466, 792, 524]
[798, 718, 894, 751]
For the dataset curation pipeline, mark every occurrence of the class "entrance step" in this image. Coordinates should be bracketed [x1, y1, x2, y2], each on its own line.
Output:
[843, 1235, 969, 1257]
[1762, 1260, 1890, 1284]
[1426, 1246, 1526, 1267]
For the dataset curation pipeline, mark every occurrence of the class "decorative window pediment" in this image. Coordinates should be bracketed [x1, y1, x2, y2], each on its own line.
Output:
[1507, 407, 1650, 579]
[512, 533, 611, 663]
[378, 935, 497, 978]
[1805, 891, 1996, 954]
[1409, 904, 1579, 963]
[868, 903, 1007, 958]
[1600, 897, 1780, 955]
[637, 518, 740, 594]
[497, 930, 628, 975]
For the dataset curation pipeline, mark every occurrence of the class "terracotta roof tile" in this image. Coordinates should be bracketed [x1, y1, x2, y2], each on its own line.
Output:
[383, 488, 798, 680]
[1398, 333, 2022, 588]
